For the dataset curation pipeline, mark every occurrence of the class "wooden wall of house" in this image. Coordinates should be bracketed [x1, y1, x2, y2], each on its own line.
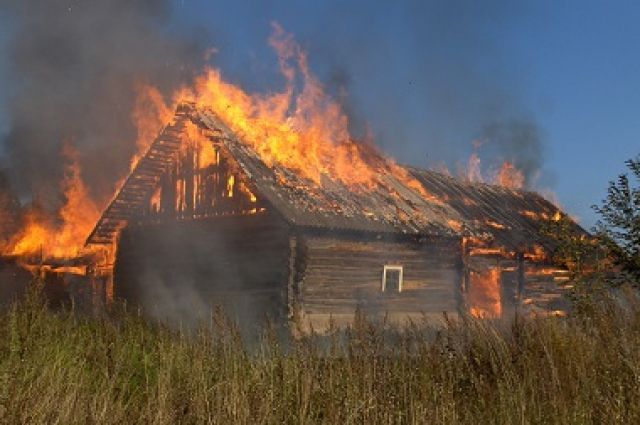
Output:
[114, 212, 292, 334]
[520, 262, 571, 316]
[464, 255, 571, 318]
[293, 233, 462, 332]
[464, 255, 520, 319]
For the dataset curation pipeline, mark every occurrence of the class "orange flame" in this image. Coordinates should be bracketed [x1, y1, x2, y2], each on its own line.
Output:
[523, 244, 546, 261]
[227, 175, 235, 198]
[6, 146, 101, 259]
[168, 24, 433, 201]
[460, 151, 525, 190]
[468, 268, 502, 318]
[495, 161, 525, 190]
[131, 83, 174, 169]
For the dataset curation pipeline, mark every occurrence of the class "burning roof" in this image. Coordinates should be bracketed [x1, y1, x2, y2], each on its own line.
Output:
[87, 102, 583, 252]
[193, 106, 464, 236]
[410, 169, 587, 252]
[87, 103, 464, 244]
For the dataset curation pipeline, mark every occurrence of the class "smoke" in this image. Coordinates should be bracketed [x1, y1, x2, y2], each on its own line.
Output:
[115, 220, 285, 337]
[0, 0, 204, 211]
[476, 119, 545, 187]
[0, 170, 20, 244]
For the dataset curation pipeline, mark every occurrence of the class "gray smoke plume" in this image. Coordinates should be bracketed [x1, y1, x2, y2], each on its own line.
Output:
[476, 118, 545, 187]
[0, 0, 204, 211]
[0, 170, 20, 243]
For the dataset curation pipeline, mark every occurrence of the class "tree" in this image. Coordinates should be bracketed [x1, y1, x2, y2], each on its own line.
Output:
[593, 155, 640, 284]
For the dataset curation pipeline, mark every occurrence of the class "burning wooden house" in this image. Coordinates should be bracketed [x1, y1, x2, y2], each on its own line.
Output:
[85, 102, 583, 331]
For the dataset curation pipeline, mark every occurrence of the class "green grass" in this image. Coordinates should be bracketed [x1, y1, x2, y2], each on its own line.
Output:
[1, 287, 640, 424]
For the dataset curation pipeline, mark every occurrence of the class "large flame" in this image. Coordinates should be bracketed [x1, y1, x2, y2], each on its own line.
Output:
[6, 146, 101, 259]
[167, 23, 432, 198]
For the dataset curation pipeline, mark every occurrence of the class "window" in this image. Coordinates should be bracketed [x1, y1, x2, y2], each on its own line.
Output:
[382, 265, 403, 293]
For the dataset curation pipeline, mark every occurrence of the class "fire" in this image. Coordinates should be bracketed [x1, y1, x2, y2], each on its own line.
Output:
[131, 84, 175, 169]
[469, 246, 507, 257]
[6, 146, 101, 259]
[460, 152, 525, 190]
[197, 138, 218, 169]
[520, 210, 542, 220]
[523, 244, 547, 261]
[150, 187, 161, 213]
[166, 24, 436, 204]
[227, 175, 235, 198]
[483, 219, 508, 229]
[182, 121, 216, 163]
[8, 210, 49, 258]
[447, 219, 463, 232]
[4, 25, 541, 262]
[495, 161, 525, 190]
[520, 210, 560, 222]
[468, 268, 502, 318]
[525, 267, 568, 277]
[99, 83, 177, 220]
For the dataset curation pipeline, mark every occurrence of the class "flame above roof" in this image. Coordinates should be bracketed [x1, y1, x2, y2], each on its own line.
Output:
[87, 103, 583, 251]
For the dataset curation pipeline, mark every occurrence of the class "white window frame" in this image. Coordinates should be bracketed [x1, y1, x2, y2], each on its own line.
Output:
[382, 265, 404, 293]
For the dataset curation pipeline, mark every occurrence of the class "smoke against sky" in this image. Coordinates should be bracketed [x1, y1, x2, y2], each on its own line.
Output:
[476, 119, 545, 187]
[0, 0, 204, 210]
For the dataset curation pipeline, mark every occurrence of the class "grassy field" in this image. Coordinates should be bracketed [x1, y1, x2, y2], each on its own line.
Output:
[1, 287, 640, 424]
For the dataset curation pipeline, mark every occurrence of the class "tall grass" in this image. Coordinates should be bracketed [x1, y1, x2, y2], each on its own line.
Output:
[1, 287, 640, 424]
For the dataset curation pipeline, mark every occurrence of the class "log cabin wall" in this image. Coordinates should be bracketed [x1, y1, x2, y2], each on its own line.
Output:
[114, 212, 292, 335]
[464, 255, 521, 319]
[464, 254, 571, 318]
[292, 232, 462, 332]
[520, 262, 571, 315]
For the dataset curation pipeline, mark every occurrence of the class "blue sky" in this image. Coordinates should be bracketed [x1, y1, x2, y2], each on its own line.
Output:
[518, 2, 640, 227]
[1, 1, 639, 228]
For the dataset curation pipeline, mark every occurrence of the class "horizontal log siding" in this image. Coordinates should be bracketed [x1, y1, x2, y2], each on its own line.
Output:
[296, 235, 461, 329]
[465, 255, 570, 317]
[465, 256, 520, 317]
[520, 262, 571, 315]
[115, 213, 292, 332]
